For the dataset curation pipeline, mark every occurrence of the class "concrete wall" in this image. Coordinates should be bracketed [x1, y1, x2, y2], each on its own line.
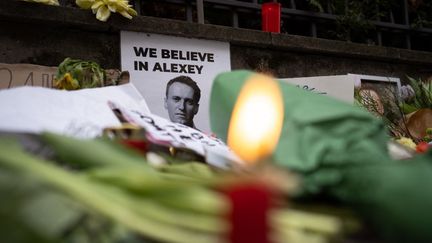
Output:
[1, 1, 432, 83]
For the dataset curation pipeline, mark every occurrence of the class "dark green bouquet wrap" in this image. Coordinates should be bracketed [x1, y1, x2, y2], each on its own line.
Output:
[210, 70, 432, 243]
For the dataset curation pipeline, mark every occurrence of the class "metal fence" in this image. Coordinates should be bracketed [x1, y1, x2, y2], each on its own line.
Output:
[131, 0, 432, 52]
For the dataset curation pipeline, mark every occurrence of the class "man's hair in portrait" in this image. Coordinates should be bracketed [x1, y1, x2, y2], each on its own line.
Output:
[165, 75, 201, 104]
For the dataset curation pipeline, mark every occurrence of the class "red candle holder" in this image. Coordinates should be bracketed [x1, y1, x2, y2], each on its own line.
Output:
[261, 2, 281, 33]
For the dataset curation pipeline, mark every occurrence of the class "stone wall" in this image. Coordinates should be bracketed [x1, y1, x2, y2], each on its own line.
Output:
[1, 0, 432, 83]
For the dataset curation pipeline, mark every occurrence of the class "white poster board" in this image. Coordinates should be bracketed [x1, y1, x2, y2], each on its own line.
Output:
[279, 75, 355, 103]
[120, 31, 231, 133]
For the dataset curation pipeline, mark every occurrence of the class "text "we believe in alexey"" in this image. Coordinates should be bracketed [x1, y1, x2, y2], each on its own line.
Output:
[133, 47, 215, 75]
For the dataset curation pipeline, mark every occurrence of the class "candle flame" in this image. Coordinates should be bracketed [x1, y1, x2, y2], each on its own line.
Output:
[227, 74, 284, 164]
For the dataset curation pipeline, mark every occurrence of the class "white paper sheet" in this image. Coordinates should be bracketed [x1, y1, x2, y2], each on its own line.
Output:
[0, 84, 149, 138]
[112, 103, 241, 168]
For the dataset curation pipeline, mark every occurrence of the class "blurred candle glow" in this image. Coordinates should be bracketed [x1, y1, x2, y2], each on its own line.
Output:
[227, 74, 284, 164]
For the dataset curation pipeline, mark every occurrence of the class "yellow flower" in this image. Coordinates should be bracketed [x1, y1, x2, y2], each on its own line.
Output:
[76, 0, 137, 22]
[54, 73, 80, 90]
[395, 137, 417, 150]
[94, 4, 111, 22]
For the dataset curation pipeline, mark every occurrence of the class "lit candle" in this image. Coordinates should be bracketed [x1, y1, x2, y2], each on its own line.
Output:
[227, 73, 284, 164]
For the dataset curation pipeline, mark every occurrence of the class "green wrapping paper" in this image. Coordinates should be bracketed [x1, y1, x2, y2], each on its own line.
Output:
[210, 70, 432, 242]
[210, 70, 390, 171]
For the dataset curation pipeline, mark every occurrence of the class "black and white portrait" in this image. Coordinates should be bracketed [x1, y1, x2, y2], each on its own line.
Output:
[164, 75, 201, 129]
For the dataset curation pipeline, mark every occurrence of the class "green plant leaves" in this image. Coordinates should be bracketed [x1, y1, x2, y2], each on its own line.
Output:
[54, 58, 106, 90]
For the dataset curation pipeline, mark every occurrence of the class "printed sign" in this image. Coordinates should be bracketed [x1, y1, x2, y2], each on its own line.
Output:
[120, 31, 231, 133]
[279, 75, 355, 103]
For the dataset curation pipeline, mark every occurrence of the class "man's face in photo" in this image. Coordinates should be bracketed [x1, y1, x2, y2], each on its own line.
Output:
[164, 82, 199, 127]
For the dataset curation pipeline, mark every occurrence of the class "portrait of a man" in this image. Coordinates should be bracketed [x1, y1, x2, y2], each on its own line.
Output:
[164, 75, 201, 129]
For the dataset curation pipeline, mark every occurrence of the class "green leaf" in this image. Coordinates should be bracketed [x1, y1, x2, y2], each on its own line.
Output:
[400, 103, 418, 114]
[20, 192, 84, 238]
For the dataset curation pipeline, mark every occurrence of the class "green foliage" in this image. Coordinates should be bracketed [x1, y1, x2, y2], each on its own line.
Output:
[307, 0, 325, 12]
[0, 135, 226, 243]
[305, 0, 432, 42]
[424, 128, 432, 142]
[306, 0, 397, 42]
[410, 0, 432, 28]
[54, 58, 108, 90]
[404, 76, 432, 112]
[355, 76, 432, 139]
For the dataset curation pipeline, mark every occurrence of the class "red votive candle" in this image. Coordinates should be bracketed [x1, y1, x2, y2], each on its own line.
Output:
[262, 2, 281, 33]
[224, 182, 273, 243]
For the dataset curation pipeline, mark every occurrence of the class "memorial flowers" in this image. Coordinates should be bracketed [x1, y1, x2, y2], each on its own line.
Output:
[399, 77, 432, 141]
[54, 58, 107, 90]
[355, 75, 432, 149]
[76, 0, 137, 22]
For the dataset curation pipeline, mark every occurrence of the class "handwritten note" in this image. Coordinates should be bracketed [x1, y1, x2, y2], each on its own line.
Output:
[280, 75, 355, 103]
[0, 63, 56, 89]
[112, 102, 241, 168]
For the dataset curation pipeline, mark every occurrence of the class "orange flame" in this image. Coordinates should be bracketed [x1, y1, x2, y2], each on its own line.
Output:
[227, 74, 284, 164]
